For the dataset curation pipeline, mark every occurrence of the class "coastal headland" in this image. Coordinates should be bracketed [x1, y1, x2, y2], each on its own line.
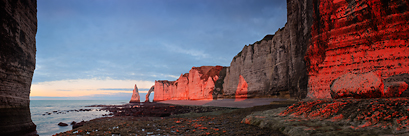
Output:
[1, 0, 409, 135]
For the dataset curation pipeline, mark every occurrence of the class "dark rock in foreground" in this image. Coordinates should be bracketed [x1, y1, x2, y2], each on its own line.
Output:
[384, 74, 409, 97]
[58, 122, 68, 127]
[72, 121, 86, 129]
[54, 102, 295, 136]
[0, 0, 38, 135]
[243, 98, 409, 135]
[101, 102, 233, 117]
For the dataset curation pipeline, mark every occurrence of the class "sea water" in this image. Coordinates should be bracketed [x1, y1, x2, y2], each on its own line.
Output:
[30, 100, 127, 136]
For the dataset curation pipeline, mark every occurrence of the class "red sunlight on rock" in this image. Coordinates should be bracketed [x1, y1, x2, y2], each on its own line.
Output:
[279, 98, 409, 130]
[153, 66, 223, 101]
[235, 75, 248, 102]
[383, 81, 408, 97]
[306, 0, 409, 98]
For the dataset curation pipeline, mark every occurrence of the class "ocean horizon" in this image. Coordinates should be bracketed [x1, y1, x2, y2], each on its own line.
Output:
[30, 93, 154, 101]
[30, 99, 144, 136]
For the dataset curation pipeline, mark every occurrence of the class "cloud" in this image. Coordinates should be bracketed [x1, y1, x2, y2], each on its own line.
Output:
[97, 88, 150, 93]
[56, 89, 72, 91]
[162, 43, 209, 59]
[98, 88, 133, 91]
[31, 78, 154, 97]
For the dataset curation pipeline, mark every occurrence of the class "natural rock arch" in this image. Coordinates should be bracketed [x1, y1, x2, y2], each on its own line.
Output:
[145, 86, 154, 102]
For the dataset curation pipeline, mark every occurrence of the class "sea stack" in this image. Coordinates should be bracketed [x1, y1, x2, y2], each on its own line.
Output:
[0, 0, 38, 135]
[129, 84, 140, 103]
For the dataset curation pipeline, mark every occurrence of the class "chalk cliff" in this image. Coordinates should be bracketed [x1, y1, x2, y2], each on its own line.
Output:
[223, 0, 313, 99]
[150, 0, 409, 100]
[153, 66, 225, 101]
[0, 0, 37, 135]
[305, 0, 409, 98]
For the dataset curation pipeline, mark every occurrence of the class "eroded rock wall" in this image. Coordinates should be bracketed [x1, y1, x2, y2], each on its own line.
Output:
[306, 0, 409, 98]
[153, 66, 224, 101]
[0, 0, 37, 135]
[223, 0, 313, 99]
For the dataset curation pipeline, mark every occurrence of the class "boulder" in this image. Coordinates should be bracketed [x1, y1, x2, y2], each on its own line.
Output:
[330, 72, 384, 99]
[383, 81, 408, 98]
[72, 121, 86, 129]
[384, 73, 409, 97]
[58, 122, 68, 126]
[129, 84, 140, 103]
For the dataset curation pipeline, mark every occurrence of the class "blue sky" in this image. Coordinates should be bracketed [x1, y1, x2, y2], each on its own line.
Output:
[31, 0, 287, 100]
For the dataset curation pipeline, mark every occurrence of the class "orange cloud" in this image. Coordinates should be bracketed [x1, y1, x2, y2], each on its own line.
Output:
[31, 78, 154, 97]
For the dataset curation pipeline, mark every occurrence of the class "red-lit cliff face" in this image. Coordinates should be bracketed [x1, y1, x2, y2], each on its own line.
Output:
[306, 0, 409, 98]
[153, 66, 225, 101]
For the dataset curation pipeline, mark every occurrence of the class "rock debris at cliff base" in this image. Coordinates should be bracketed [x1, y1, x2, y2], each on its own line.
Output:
[243, 98, 409, 136]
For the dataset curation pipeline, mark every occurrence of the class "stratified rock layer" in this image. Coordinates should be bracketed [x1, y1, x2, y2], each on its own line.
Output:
[306, 0, 409, 98]
[223, 0, 313, 99]
[0, 0, 37, 135]
[153, 66, 224, 101]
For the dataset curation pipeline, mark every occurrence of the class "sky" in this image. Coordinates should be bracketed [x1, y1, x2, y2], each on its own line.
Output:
[31, 0, 287, 100]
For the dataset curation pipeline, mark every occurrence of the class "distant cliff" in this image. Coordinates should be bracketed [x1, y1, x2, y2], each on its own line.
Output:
[223, 0, 313, 99]
[0, 0, 37, 135]
[153, 66, 225, 101]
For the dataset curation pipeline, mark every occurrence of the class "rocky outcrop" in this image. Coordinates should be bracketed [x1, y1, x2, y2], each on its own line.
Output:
[223, 0, 313, 99]
[234, 75, 248, 101]
[129, 84, 140, 103]
[306, 0, 409, 98]
[384, 73, 409, 97]
[243, 98, 409, 135]
[330, 72, 384, 98]
[153, 66, 225, 101]
[0, 0, 37, 135]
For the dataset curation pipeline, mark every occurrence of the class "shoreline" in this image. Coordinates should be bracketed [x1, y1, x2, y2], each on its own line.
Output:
[54, 99, 297, 135]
